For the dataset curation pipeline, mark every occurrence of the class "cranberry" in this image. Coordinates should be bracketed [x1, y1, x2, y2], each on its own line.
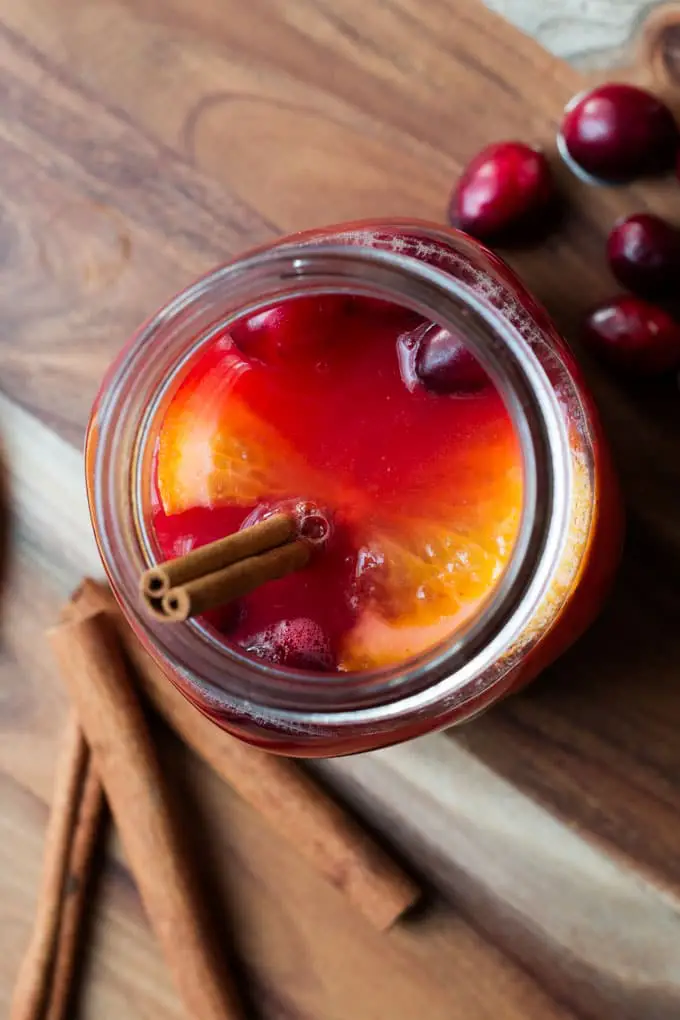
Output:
[607, 213, 680, 298]
[231, 295, 349, 363]
[583, 295, 680, 376]
[449, 142, 555, 240]
[413, 322, 489, 393]
[242, 618, 334, 671]
[558, 84, 679, 183]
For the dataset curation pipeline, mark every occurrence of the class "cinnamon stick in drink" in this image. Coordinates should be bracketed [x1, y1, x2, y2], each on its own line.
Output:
[49, 612, 242, 1020]
[140, 512, 295, 598]
[70, 579, 421, 930]
[161, 540, 310, 621]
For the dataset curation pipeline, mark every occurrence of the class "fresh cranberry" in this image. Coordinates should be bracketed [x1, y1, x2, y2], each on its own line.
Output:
[413, 322, 489, 393]
[242, 618, 334, 671]
[583, 295, 680, 375]
[231, 295, 349, 363]
[606, 213, 680, 298]
[558, 84, 679, 183]
[449, 142, 555, 240]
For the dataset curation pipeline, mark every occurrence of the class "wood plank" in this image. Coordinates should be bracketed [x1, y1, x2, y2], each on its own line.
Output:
[321, 738, 680, 1020]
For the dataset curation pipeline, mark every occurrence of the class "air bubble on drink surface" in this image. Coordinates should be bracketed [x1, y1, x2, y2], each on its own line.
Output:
[396, 326, 421, 391]
[241, 499, 332, 548]
[299, 511, 330, 545]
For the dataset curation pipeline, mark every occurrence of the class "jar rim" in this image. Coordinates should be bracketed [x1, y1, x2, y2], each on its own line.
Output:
[89, 223, 577, 731]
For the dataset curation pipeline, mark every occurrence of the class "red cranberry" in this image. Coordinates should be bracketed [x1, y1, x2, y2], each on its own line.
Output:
[558, 84, 679, 183]
[242, 618, 334, 671]
[583, 295, 680, 376]
[231, 295, 349, 363]
[413, 322, 489, 394]
[606, 213, 680, 298]
[449, 142, 555, 240]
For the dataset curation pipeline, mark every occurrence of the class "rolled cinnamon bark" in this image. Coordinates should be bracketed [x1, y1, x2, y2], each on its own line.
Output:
[9, 716, 94, 1020]
[49, 612, 243, 1020]
[43, 757, 104, 1020]
[140, 512, 295, 598]
[161, 541, 310, 621]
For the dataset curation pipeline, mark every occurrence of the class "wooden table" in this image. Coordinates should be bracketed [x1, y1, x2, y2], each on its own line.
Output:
[2, 1, 680, 1018]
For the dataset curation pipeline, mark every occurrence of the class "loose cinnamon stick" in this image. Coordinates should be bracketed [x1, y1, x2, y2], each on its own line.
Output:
[44, 599, 108, 1020]
[71, 579, 421, 930]
[49, 613, 242, 1020]
[43, 760, 105, 1020]
[9, 715, 94, 1020]
[140, 512, 294, 598]
[161, 540, 310, 621]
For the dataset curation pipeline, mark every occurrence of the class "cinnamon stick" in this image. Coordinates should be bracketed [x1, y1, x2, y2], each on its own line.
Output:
[140, 512, 294, 598]
[161, 540, 310, 621]
[43, 760, 105, 1020]
[43, 598, 108, 1020]
[71, 579, 420, 930]
[9, 715, 95, 1020]
[49, 612, 243, 1020]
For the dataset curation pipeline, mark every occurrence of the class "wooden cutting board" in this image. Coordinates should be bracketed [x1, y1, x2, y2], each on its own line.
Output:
[2, 2, 680, 1018]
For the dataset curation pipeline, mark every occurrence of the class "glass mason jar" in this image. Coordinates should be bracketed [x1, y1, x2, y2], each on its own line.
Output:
[86, 219, 623, 757]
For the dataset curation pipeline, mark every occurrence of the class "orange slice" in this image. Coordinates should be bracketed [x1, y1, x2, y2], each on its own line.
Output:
[340, 484, 521, 671]
[157, 351, 314, 514]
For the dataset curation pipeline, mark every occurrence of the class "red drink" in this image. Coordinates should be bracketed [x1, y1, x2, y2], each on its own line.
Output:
[151, 297, 522, 673]
[86, 219, 622, 756]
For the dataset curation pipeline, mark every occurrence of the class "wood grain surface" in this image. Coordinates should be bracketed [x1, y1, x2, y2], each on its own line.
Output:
[2, 1, 680, 1019]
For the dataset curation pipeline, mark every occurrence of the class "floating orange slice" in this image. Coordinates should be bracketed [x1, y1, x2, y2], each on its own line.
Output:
[156, 347, 317, 514]
[339, 502, 520, 670]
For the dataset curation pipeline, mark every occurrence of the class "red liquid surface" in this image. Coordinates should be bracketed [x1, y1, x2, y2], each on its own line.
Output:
[151, 296, 522, 672]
